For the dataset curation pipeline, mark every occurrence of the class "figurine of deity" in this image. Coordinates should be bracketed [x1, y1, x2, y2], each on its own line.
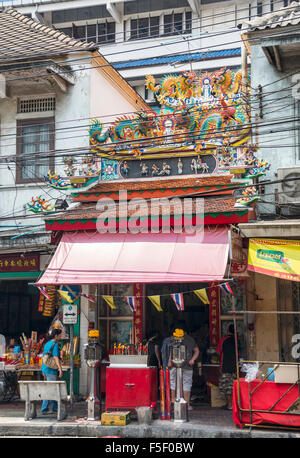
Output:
[177, 158, 183, 175]
[121, 161, 130, 177]
[159, 162, 171, 176]
[191, 156, 202, 174]
[63, 156, 77, 177]
[140, 162, 148, 176]
[152, 164, 160, 176]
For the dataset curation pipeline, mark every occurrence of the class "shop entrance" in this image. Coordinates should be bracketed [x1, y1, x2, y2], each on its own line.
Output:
[0, 280, 52, 341]
[145, 282, 210, 355]
[145, 282, 210, 405]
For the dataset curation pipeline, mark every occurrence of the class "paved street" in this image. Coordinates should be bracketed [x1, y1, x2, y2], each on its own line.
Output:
[0, 400, 299, 438]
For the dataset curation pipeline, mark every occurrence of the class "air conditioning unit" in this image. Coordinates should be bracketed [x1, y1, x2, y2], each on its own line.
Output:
[277, 166, 300, 207]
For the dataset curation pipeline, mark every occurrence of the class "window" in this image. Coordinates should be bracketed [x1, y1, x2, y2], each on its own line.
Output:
[164, 12, 183, 35]
[98, 22, 116, 43]
[73, 25, 86, 40]
[18, 96, 56, 114]
[257, 2, 263, 16]
[124, 0, 188, 14]
[52, 6, 110, 23]
[130, 16, 160, 40]
[185, 11, 192, 34]
[220, 280, 246, 357]
[59, 22, 115, 44]
[16, 118, 55, 184]
[87, 24, 96, 43]
[98, 284, 133, 351]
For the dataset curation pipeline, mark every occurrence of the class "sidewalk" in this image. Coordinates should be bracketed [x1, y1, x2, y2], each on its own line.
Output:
[0, 401, 300, 438]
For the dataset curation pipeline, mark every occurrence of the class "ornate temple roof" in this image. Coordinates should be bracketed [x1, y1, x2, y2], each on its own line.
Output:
[71, 174, 235, 202]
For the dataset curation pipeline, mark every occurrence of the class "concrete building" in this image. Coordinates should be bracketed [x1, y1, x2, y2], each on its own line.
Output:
[0, 0, 294, 103]
[0, 7, 148, 395]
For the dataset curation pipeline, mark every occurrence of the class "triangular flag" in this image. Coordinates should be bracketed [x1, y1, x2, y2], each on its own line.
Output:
[102, 295, 116, 309]
[125, 296, 136, 312]
[148, 295, 163, 312]
[194, 288, 210, 305]
[37, 285, 50, 300]
[220, 282, 234, 294]
[171, 293, 184, 311]
[58, 289, 75, 303]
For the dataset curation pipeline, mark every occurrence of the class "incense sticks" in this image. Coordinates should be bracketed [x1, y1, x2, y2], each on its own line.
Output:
[112, 343, 148, 355]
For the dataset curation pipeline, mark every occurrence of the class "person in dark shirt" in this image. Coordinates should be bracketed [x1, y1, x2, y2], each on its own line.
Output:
[216, 324, 237, 410]
[145, 330, 162, 368]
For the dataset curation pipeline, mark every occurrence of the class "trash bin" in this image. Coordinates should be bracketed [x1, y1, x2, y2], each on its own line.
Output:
[136, 407, 153, 424]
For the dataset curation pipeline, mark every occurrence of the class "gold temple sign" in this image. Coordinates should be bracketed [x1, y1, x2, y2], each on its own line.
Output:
[0, 254, 39, 272]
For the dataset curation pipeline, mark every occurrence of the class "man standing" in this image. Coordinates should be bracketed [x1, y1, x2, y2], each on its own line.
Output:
[216, 324, 237, 410]
[164, 322, 199, 410]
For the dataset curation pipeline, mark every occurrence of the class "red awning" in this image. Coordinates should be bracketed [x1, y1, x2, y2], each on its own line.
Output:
[37, 228, 229, 285]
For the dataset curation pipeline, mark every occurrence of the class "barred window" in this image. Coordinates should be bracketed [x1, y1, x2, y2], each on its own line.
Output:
[18, 96, 56, 114]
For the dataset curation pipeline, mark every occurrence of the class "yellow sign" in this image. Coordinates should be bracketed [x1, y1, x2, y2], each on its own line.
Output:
[248, 238, 300, 282]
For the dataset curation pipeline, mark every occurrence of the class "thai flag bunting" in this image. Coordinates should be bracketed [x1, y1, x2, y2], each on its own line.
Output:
[125, 296, 137, 312]
[80, 293, 95, 303]
[171, 293, 184, 311]
[37, 285, 50, 300]
[221, 282, 234, 294]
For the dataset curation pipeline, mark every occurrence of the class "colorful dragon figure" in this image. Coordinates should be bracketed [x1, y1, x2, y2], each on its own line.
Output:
[235, 186, 260, 207]
[89, 68, 250, 157]
[145, 71, 197, 105]
[44, 171, 71, 189]
[212, 68, 243, 99]
[27, 196, 54, 213]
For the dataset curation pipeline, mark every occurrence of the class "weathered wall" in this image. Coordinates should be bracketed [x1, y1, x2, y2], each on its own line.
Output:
[247, 272, 279, 362]
[250, 39, 300, 216]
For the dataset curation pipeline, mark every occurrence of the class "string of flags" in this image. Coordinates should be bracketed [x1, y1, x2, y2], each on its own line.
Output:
[36, 281, 234, 313]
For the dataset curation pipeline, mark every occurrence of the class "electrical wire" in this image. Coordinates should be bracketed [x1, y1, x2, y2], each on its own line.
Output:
[0, 0, 297, 70]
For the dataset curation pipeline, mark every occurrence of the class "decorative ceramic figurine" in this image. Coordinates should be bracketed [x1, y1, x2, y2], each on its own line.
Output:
[121, 161, 130, 177]
[159, 162, 171, 176]
[27, 196, 54, 214]
[191, 156, 202, 174]
[177, 158, 183, 175]
[140, 162, 149, 176]
[152, 164, 160, 176]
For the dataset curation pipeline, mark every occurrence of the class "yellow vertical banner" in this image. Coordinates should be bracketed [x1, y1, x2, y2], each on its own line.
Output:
[248, 238, 300, 282]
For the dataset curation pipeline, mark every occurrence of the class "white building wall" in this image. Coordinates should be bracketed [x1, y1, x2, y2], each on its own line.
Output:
[0, 55, 91, 231]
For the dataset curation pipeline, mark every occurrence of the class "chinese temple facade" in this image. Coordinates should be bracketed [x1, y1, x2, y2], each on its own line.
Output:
[37, 67, 270, 395]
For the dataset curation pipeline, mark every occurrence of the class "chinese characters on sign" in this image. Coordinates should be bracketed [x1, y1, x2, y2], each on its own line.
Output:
[208, 282, 220, 347]
[133, 283, 143, 345]
[231, 248, 248, 277]
[0, 254, 40, 272]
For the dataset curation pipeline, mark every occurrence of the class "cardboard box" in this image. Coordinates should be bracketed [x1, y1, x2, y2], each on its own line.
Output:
[210, 386, 227, 408]
[274, 365, 300, 384]
[101, 411, 131, 426]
